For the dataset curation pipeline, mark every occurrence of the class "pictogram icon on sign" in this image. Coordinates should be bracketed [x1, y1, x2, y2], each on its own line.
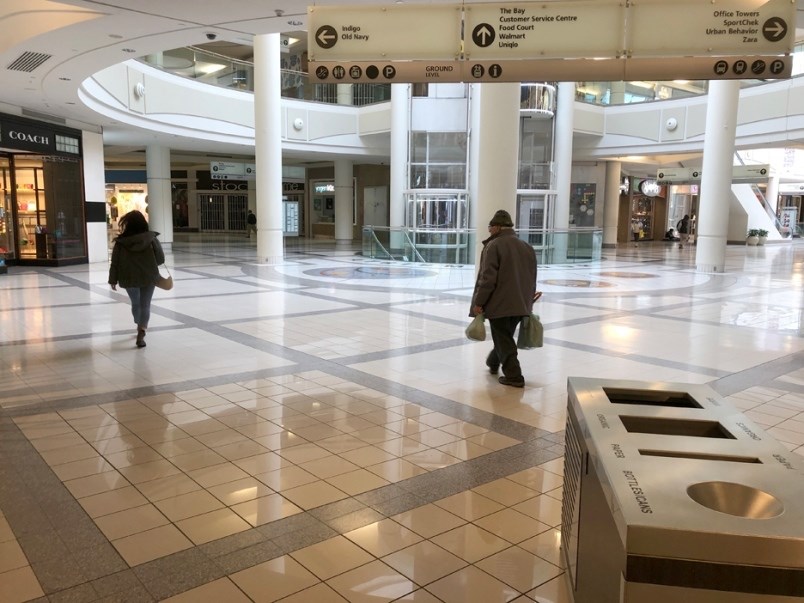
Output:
[383, 65, 396, 79]
[714, 61, 728, 75]
[472, 24, 495, 47]
[770, 59, 785, 75]
[315, 66, 329, 80]
[471, 64, 485, 78]
[762, 18, 787, 42]
[366, 65, 379, 79]
[751, 60, 766, 75]
[760, 168, 767, 175]
[489, 64, 503, 79]
[316, 25, 338, 49]
[349, 65, 362, 79]
[332, 66, 346, 79]
[732, 60, 747, 75]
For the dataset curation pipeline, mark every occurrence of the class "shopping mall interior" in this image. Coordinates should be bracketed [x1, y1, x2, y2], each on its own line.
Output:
[1, 1, 804, 602]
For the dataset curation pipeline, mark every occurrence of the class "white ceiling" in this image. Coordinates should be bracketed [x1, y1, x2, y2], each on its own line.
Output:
[1, 0, 803, 170]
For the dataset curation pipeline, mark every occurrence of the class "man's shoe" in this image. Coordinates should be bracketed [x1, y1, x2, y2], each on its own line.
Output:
[498, 376, 524, 388]
[487, 364, 499, 375]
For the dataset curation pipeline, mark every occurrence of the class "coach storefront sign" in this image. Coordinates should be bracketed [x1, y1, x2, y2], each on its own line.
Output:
[0, 114, 82, 155]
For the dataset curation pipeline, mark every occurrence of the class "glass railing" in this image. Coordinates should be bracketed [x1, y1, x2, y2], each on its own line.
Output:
[362, 226, 602, 265]
[139, 46, 390, 106]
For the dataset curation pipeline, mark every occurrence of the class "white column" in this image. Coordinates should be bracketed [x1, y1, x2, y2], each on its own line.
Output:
[146, 145, 172, 250]
[334, 159, 353, 244]
[254, 33, 284, 263]
[696, 80, 740, 273]
[609, 81, 625, 105]
[389, 83, 409, 251]
[603, 160, 622, 248]
[337, 84, 353, 105]
[82, 131, 109, 263]
[553, 81, 575, 262]
[766, 175, 780, 214]
[469, 82, 520, 268]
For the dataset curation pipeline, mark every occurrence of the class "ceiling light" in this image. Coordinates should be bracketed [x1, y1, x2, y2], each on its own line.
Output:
[58, 77, 71, 81]
[109, 34, 123, 39]
[121, 48, 136, 53]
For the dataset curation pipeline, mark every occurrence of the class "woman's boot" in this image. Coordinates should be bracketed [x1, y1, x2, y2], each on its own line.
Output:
[136, 328, 146, 348]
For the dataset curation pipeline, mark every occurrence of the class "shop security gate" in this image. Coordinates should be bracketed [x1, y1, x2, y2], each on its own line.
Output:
[198, 193, 248, 232]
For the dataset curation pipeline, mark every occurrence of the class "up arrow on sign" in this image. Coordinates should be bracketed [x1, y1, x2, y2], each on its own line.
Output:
[472, 24, 495, 47]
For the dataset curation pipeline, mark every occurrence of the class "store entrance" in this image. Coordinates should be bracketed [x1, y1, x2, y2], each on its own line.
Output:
[0, 157, 13, 260]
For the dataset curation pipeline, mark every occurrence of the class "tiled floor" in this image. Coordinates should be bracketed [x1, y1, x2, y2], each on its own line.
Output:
[1, 235, 803, 602]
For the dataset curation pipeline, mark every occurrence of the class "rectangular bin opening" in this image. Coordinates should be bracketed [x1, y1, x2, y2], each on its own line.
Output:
[619, 415, 735, 439]
[638, 449, 761, 463]
[603, 387, 702, 409]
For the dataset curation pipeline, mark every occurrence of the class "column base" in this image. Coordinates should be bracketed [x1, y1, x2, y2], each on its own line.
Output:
[696, 264, 725, 273]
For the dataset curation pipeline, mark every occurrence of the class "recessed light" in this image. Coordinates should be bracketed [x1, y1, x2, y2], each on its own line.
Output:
[109, 34, 123, 39]
[121, 48, 136, 53]
[59, 77, 71, 81]
[65, 102, 75, 105]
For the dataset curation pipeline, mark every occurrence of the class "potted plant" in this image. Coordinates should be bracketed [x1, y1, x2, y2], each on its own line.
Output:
[746, 229, 760, 246]
[756, 229, 769, 245]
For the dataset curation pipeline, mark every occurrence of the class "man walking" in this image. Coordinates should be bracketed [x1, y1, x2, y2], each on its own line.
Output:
[245, 209, 257, 238]
[471, 209, 537, 388]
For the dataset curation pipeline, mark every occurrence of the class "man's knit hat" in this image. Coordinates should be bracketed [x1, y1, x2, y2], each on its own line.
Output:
[489, 209, 513, 227]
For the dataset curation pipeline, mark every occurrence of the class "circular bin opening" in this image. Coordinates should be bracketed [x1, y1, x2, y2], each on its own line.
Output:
[687, 481, 784, 519]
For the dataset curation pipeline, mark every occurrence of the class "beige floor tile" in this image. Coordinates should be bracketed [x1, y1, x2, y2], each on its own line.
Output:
[339, 445, 396, 467]
[232, 451, 289, 475]
[188, 462, 250, 488]
[410, 428, 460, 448]
[195, 428, 248, 448]
[29, 431, 85, 452]
[155, 490, 224, 521]
[300, 456, 360, 479]
[231, 555, 319, 602]
[391, 504, 466, 539]
[431, 524, 510, 564]
[325, 469, 390, 495]
[231, 493, 302, 526]
[175, 508, 251, 544]
[403, 449, 462, 471]
[112, 524, 193, 566]
[426, 566, 519, 603]
[344, 518, 422, 557]
[433, 491, 504, 522]
[327, 560, 417, 603]
[252, 430, 307, 451]
[118, 459, 182, 484]
[0, 566, 44, 603]
[0, 540, 28, 573]
[255, 465, 318, 492]
[377, 437, 429, 457]
[152, 437, 207, 458]
[78, 485, 148, 518]
[394, 589, 444, 602]
[466, 432, 520, 451]
[518, 529, 563, 566]
[476, 547, 562, 593]
[317, 433, 368, 454]
[39, 442, 99, 466]
[136, 425, 191, 445]
[51, 456, 114, 481]
[208, 476, 274, 505]
[135, 473, 201, 502]
[439, 422, 489, 439]
[280, 583, 349, 602]
[526, 575, 572, 603]
[170, 449, 227, 472]
[351, 425, 400, 445]
[383, 540, 467, 586]
[512, 495, 563, 527]
[235, 420, 285, 438]
[506, 468, 564, 493]
[366, 458, 428, 482]
[474, 509, 551, 545]
[103, 446, 164, 469]
[436, 440, 493, 461]
[282, 481, 348, 510]
[94, 503, 169, 540]
[291, 535, 374, 580]
[91, 435, 148, 455]
[538, 458, 564, 477]
[472, 479, 539, 506]
[63, 470, 130, 498]
[276, 442, 332, 464]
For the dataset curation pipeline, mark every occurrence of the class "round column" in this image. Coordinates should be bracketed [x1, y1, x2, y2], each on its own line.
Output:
[146, 145, 172, 250]
[334, 159, 353, 245]
[552, 82, 576, 262]
[603, 161, 622, 248]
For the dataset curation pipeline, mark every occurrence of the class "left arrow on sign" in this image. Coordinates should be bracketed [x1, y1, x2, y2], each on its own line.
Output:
[316, 25, 338, 49]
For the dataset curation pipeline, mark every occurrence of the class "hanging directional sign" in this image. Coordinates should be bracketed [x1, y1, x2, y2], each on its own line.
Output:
[307, 5, 462, 61]
[210, 161, 245, 180]
[464, 1, 625, 59]
[658, 165, 771, 182]
[627, 0, 795, 56]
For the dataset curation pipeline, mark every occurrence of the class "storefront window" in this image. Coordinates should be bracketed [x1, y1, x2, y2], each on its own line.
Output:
[570, 183, 596, 227]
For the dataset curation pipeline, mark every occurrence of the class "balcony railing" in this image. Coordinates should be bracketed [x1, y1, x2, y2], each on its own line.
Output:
[362, 226, 602, 265]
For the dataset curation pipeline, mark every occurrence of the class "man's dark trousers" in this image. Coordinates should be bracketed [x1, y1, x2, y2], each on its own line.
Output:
[486, 316, 524, 379]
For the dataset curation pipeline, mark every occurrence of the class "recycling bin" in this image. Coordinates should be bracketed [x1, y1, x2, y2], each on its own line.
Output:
[561, 377, 804, 603]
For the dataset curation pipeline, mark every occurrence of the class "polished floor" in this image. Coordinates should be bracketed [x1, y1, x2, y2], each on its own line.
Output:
[1, 235, 803, 603]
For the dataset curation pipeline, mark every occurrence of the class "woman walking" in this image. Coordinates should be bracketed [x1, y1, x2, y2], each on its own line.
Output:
[108, 210, 164, 348]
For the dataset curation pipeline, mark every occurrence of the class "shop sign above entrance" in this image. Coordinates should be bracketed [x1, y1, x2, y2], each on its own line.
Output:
[308, 1, 795, 83]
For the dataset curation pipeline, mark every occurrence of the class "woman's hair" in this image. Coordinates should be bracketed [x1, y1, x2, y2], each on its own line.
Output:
[118, 210, 149, 237]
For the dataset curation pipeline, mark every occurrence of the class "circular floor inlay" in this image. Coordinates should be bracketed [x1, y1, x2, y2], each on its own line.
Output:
[596, 272, 658, 279]
[542, 279, 614, 288]
[306, 266, 437, 279]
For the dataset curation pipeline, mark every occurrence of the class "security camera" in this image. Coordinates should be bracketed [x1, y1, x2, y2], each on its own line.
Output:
[205, 32, 217, 41]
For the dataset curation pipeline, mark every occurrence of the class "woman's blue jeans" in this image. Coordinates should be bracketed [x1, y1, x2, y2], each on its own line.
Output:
[125, 285, 155, 329]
